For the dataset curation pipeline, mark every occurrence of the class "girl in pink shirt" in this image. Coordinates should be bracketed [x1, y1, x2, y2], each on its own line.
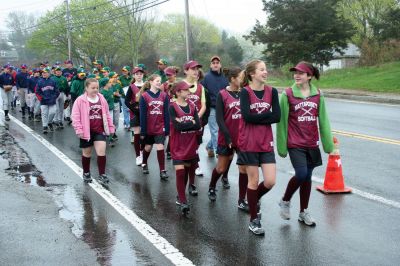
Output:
[71, 78, 115, 185]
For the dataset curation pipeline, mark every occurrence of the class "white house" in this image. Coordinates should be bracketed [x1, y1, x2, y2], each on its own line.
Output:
[323, 44, 360, 71]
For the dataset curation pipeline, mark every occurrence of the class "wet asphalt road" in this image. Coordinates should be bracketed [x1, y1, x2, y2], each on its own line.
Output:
[3, 98, 400, 265]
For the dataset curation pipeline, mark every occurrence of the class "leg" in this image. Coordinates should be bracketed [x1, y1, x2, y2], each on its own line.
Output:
[246, 165, 260, 221]
[207, 108, 218, 153]
[48, 104, 57, 125]
[259, 163, 276, 199]
[93, 140, 107, 175]
[209, 155, 230, 189]
[41, 105, 49, 127]
[175, 165, 187, 204]
[113, 102, 120, 133]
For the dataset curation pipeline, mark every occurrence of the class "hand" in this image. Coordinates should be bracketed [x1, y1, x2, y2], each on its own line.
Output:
[228, 143, 232, 149]
[77, 133, 84, 139]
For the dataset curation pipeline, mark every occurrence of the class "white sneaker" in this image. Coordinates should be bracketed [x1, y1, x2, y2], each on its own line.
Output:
[298, 209, 316, 226]
[136, 154, 143, 166]
[279, 199, 291, 220]
[195, 167, 203, 176]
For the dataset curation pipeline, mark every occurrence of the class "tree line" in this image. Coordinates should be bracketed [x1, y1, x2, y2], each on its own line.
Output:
[1, 0, 399, 70]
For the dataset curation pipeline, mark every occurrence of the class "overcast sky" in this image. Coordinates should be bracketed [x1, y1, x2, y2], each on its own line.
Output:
[0, 0, 266, 34]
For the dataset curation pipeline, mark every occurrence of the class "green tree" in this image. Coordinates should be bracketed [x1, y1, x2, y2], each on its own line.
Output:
[221, 31, 243, 66]
[245, 0, 354, 66]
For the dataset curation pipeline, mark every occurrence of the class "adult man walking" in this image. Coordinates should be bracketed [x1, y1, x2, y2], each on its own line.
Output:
[201, 56, 229, 157]
[15, 64, 30, 118]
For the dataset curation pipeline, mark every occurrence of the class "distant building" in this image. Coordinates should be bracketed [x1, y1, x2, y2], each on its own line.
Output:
[323, 44, 360, 71]
[0, 49, 19, 63]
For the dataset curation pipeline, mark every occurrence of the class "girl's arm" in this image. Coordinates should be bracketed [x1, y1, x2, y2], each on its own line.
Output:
[71, 98, 83, 136]
[276, 92, 289, 157]
[216, 93, 232, 146]
[163, 95, 170, 135]
[169, 105, 201, 131]
[139, 95, 147, 136]
[318, 94, 334, 153]
[198, 86, 206, 118]
[240, 88, 281, 124]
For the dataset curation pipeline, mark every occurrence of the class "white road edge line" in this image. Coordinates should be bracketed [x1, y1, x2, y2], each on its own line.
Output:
[6, 114, 194, 266]
[289, 171, 400, 209]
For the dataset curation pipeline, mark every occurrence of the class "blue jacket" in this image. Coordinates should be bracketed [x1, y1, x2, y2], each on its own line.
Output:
[28, 76, 40, 93]
[0, 72, 14, 88]
[35, 77, 60, 105]
[201, 70, 229, 107]
[16, 72, 30, 88]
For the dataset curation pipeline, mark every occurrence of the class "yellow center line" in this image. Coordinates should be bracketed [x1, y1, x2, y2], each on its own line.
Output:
[332, 129, 400, 146]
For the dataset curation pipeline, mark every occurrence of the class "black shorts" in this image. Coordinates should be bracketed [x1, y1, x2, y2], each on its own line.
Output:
[172, 156, 199, 166]
[79, 133, 107, 148]
[288, 148, 322, 168]
[130, 116, 140, 127]
[237, 151, 276, 166]
[217, 145, 238, 156]
[143, 135, 165, 145]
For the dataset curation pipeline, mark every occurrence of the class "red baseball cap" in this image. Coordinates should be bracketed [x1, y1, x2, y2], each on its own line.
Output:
[132, 67, 145, 74]
[289, 63, 313, 76]
[164, 67, 177, 76]
[173, 81, 193, 93]
[184, 60, 202, 70]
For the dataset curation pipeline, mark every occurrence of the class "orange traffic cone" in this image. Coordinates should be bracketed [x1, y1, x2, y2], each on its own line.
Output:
[316, 137, 352, 194]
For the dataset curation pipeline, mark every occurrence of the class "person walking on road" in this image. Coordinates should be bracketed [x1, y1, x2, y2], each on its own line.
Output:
[237, 60, 280, 236]
[207, 67, 249, 212]
[71, 78, 115, 185]
[277, 61, 334, 226]
[169, 81, 201, 215]
[51, 66, 69, 129]
[0, 64, 15, 121]
[201, 56, 229, 158]
[154, 58, 169, 83]
[27, 68, 41, 120]
[119, 66, 133, 130]
[35, 67, 60, 134]
[125, 66, 145, 165]
[15, 64, 30, 118]
[139, 74, 170, 180]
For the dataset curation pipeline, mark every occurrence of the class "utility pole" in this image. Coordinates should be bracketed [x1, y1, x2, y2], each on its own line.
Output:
[65, 0, 72, 60]
[184, 0, 191, 61]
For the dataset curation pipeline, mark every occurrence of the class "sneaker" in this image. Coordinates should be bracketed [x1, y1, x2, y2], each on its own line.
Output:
[21, 113, 26, 118]
[175, 196, 182, 206]
[208, 188, 217, 201]
[166, 151, 171, 160]
[142, 164, 149, 174]
[136, 155, 142, 166]
[83, 172, 92, 183]
[195, 167, 203, 177]
[298, 209, 316, 226]
[188, 184, 198, 196]
[48, 123, 54, 132]
[58, 122, 64, 129]
[112, 134, 118, 141]
[279, 199, 291, 220]
[180, 203, 190, 216]
[5, 115, 10, 121]
[222, 177, 230, 189]
[160, 170, 169, 180]
[98, 174, 110, 185]
[34, 115, 41, 122]
[207, 148, 215, 157]
[238, 199, 249, 212]
[249, 218, 265, 235]
[43, 126, 48, 134]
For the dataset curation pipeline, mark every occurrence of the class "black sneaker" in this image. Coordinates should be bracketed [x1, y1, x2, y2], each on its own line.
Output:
[112, 134, 118, 141]
[98, 174, 110, 185]
[160, 170, 169, 180]
[48, 123, 54, 131]
[222, 177, 230, 189]
[43, 126, 48, 134]
[249, 218, 265, 236]
[208, 188, 217, 201]
[188, 184, 198, 196]
[238, 199, 249, 212]
[142, 164, 149, 174]
[83, 172, 92, 183]
[34, 115, 41, 122]
[5, 115, 10, 121]
[58, 122, 64, 129]
[166, 152, 171, 160]
[180, 203, 190, 216]
[21, 113, 26, 118]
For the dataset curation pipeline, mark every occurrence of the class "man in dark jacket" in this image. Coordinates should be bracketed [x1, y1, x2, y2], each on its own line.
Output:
[0, 64, 15, 121]
[36, 67, 60, 133]
[16, 64, 30, 117]
[201, 56, 229, 157]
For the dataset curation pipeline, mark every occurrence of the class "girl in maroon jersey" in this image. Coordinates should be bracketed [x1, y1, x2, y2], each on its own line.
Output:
[125, 66, 145, 166]
[162, 66, 179, 159]
[169, 81, 201, 215]
[277, 61, 334, 226]
[139, 74, 170, 180]
[182, 60, 206, 196]
[207, 67, 249, 211]
[237, 60, 281, 236]
[71, 78, 115, 185]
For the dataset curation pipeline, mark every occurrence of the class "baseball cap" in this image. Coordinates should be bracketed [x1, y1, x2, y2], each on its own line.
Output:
[42, 67, 51, 73]
[184, 60, 202, 70]
[122, 66, 131, 72]
[108, 71, 118, 78]
[93, 59, 104, 66]
[164, 67, 177, 76]
[99, 77, 110, 87]
[210, 55, 221, 62]
[54, 66, 62, 71]
[20, 64, 28, 69]
[132, 66, 145, 74]
[289, 63, 314, 76]
[156, 58, 169, 65]
[64, 60, 73, 65]
[101, 66, 111, 73]
[173, 81, 193, 93]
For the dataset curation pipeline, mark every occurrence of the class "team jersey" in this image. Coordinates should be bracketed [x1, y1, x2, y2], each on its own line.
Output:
[238, 85, 274, 152]
[217, 89, 241, 147]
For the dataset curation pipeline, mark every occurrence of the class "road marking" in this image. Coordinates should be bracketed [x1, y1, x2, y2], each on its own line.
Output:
[332, 129, 400, 146]
[6, 114, 194, 266]
[289, 171, 400, 209]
